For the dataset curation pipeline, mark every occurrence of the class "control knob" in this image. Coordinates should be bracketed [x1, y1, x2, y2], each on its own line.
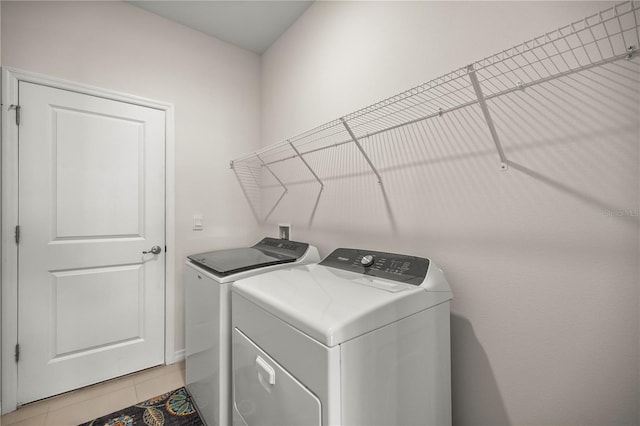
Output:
[360, 254, 375, 267]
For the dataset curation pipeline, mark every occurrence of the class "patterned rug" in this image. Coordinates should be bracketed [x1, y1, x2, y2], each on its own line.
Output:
[79, 387, 204, 426]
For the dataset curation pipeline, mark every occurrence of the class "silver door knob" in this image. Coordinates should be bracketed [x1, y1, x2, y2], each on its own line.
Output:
[143, 245, 162, 255]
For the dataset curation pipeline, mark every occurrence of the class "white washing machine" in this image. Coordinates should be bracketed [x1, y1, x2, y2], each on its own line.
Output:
[185, 238, 320, 426]
[231, 247, 453, 426]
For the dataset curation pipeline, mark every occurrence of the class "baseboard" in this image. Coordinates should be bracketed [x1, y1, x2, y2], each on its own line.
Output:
[171, 349, 185, 364]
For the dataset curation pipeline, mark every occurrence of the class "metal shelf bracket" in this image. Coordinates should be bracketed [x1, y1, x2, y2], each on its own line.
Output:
[256, 152, 288, 194]
[341, 118, 383, 184]
[256, 152, 288, 222]
[288, 140, 324, 227]
[288, 140, 324, 190]
[467, 64, 509, 171]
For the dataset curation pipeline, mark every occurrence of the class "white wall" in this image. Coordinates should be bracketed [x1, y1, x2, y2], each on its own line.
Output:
[260, 1, 639, 425]
[1, 0, 261, 356]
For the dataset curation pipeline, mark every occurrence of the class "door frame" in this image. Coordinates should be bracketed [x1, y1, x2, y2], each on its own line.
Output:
[1, 67, 176, 413]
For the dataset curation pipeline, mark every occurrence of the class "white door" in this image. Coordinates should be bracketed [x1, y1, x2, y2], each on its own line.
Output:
[17, 81, 166, 404]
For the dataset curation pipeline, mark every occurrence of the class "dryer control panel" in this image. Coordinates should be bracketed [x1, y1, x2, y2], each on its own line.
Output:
[319, 248, 430, 285]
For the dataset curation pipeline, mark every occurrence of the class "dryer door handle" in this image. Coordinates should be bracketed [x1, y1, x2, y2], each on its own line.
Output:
[256, 356, 276, 386]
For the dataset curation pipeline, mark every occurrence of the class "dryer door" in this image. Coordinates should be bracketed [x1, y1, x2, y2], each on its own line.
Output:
[233, 328, 322, 426]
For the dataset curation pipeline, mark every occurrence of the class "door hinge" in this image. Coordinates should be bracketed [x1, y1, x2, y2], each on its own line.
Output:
[15, 344, 20, 363]
[8, 104, 21, 126]
[15, 225, 20, 245]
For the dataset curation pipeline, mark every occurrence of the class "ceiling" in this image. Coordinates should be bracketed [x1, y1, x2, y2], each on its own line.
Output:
[128, 1, 314, 55]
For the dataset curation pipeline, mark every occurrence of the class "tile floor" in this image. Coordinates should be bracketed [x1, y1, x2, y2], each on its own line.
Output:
[0, 362, 185, 426]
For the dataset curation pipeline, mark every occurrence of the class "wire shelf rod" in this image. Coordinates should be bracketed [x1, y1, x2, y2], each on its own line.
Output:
[615, 3, 631, 49]
[586, 19, 606, 60]
[262, 76, 472, 161]
[470, 3, 638, 72]
[475, 62, 522, 96]
[340, 68, 471, 125]
[249, 46, 638, 169]
[231, 1, 639, 173]
[484, 46, 638, 99]
[552, 37, 577, 75]
[633, 4, 640, 47]
[572, 22, 599, 67]
[343, 74, 473, 134]
[600, 11, 618, 55]
[255, 97, 485, 169]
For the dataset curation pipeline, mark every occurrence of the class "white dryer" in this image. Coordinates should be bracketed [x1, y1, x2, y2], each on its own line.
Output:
[185, 238, 320, 426]
[231, 248, 453, 426]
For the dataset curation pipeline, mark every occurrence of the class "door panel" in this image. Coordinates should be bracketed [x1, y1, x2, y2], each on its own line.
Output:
[54, 107, 144, 238]
[18, 81, 166, 404]
[52, 265, 143, 356]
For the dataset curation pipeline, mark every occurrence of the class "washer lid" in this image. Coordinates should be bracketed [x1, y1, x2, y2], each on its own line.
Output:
[232, 263, 452, 347]
[187, 237, 309, 276]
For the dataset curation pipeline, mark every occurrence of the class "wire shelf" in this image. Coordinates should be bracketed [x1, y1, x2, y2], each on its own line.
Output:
[231, 1, 640, 219]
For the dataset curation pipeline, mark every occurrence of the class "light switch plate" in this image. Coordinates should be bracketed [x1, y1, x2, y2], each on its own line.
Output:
[193, 215, 203, 231]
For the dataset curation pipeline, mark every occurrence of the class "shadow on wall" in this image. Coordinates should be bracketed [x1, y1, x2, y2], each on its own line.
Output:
[452, 314, 510, 426]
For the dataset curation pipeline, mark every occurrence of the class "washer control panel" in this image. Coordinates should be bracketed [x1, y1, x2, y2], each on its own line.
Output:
[253, 237, 309, 258]
[319, 248, 430, 285]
